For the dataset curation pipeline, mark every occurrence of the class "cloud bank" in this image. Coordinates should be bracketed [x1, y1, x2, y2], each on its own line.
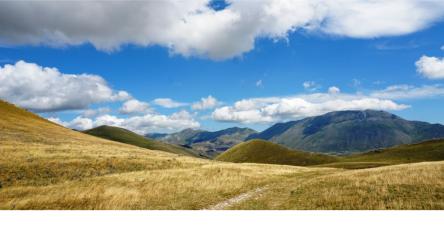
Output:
[1, 0, 444, 59]
[119, 99, 151, 114]
[212, 88, 409, 124]
[50, 110, 200, 134]
[371, 85, 444, 99]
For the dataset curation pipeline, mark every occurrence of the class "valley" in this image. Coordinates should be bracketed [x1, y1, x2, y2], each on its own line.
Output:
[147, 127, 256, 158]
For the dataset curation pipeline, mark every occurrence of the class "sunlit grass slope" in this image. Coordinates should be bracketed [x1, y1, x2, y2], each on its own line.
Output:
[0, 100, 322, 209]
[84, 125, 200, 157]
[215, 139, 338, 166]
[0, 100, 207, 188]
[231, 161, 444, 210]
[317, 139, 444, 169]
[347, 139, 444, 163]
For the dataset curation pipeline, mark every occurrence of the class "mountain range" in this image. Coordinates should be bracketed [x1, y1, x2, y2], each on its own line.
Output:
[148, 110, 444, 156]
[247, 110, 444, 154]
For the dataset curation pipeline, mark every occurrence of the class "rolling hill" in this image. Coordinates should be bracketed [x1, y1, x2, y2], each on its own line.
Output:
[148, 127, 257, 157]
[218, 138, 444, 169]
[216, 139, 338, 166]
[248, 110, 444, 154]
[84, 125, 202, 158]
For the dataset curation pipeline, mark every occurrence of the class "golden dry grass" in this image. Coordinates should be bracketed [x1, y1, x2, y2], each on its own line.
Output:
[0, 100, 323, 209]
[230, 161, 444, 210]
[0, 163, 320, 210]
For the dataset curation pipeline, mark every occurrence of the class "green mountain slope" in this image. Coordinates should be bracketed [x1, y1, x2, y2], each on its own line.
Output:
[84, 125, 202, 157]
[215, 139, 338, 166]
[248, 110, 444, 154]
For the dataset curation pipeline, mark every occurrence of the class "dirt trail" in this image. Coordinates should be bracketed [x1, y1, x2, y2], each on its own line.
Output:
[205, 187, 267, 210]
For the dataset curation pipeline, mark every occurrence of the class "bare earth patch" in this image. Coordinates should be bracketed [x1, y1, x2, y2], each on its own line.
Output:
[206, 186, 268, 210]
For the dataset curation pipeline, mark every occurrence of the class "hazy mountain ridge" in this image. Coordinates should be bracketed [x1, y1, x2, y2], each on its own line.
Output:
[147, 127, 257, 157]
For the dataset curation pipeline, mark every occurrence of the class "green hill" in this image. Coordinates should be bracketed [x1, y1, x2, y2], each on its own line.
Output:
[84, 125, 201, 157]
[215, 139, 338, 166]
[217, 137, 444, 169]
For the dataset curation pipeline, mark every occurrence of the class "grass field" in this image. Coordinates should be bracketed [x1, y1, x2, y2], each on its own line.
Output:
[1, 100, 443, 209]
[230, 161, 444, 210]
[0, 100, 316, 209]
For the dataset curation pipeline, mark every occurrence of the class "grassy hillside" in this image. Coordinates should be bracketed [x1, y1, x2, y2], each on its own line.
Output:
[230, 161, 444, 209]
[1, 99, 443, 209]
[0, 100, 319, 209]
[84, 125, 201, 158]
[319, 139, 444, 169]
[216, 139, 338, 166]
[347, 139, 444, 163]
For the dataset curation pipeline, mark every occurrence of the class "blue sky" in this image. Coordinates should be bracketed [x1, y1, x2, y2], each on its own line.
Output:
[0, 1, 444, 134]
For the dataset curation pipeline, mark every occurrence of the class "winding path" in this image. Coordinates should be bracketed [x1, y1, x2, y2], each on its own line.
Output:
[206, 187, 267, 210]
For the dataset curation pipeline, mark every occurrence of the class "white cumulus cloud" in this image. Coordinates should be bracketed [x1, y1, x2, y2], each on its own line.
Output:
[328, 86, 341, 94]
[415, 55, 444, 79]
[191, 95, 220, 110]
[119, 99, 151, 114]
[0, 1, 443, 59]
[0, 60, 130, 112]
